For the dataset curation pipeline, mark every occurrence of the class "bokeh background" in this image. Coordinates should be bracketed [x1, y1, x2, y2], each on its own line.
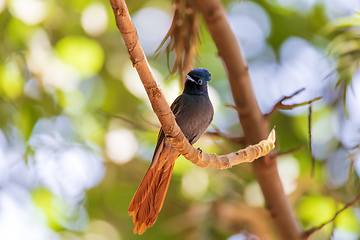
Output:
[1, 0, 360, 239]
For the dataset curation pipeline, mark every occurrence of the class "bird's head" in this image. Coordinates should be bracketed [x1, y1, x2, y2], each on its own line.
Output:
[183, 68, 211, 95]
[186, 68, 211, 86]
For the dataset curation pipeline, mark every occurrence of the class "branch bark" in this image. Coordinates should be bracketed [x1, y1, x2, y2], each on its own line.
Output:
[109, 0, 275, 170]
[195, 0, 303, 239]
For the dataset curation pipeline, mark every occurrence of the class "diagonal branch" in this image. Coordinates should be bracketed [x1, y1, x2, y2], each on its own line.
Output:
[109, 0, 275, 169]
[264, 88, 322, 117]
[195, 0, 303, 239]
[277, 96, 322, 111]
[303, 194, 360, 239]
[277, 145, 305, 157]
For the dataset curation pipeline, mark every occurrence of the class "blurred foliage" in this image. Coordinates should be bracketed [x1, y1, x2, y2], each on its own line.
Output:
[156, 0, 199, 85]
[1, 0, 360, 240]
[327, 13, 360, 111]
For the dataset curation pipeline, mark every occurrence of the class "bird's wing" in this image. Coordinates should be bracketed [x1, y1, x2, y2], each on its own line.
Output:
[150, 95, 182, 168]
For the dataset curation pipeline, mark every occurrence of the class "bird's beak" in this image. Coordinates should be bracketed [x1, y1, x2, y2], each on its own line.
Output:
[186, 75, 197, 83]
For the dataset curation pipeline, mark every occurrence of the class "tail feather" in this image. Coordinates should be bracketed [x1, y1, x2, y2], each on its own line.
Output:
[147, 164, 174, 226]
[128, 166, 156, 215]
[129, 145, 178, 234]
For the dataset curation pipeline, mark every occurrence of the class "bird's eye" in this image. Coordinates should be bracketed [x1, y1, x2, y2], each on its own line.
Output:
[198, 79, 202, 85]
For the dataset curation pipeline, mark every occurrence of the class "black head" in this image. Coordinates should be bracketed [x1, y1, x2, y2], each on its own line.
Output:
[183, 68, 211, 95]
[186, 68, 211, 86]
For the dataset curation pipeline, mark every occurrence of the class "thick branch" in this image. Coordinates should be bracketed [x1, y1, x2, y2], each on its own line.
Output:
[109, 0, 275, 169]
[195, 0, 302, 239]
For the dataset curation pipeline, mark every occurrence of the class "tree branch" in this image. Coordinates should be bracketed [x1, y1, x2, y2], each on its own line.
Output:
[303, 194, 360, 239]
[277, 145, 305, 157]
[308, 103, 315, 177]
[205, 125, 246, 145]
[264, 88, 322, 117]
[195, 0, 303, 239]
[109, 0, 275, 169]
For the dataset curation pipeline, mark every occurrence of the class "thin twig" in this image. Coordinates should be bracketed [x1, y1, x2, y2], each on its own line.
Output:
[204, 131, 246, 145]
[308, 103, 315, 178]
[224, 104, 247, 115]
[277, 145, 305, 157]
[204, 125, 246, 145]
[265, 88, 305, 116]
[98, 110, 153, 131]
[303, 194, 360, 239]
[279, 96, 322, 110]
[264, 87, 322, 117]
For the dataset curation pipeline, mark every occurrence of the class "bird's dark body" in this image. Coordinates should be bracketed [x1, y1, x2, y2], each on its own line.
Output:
[174, 93, 214, 144]
[128, 68, 213, 234]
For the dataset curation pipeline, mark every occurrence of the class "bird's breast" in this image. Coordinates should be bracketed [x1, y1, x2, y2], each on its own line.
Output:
[174, 93, 214, 144]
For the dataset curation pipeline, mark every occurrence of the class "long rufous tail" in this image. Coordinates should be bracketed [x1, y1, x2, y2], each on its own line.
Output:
[128, 145, 178, 234]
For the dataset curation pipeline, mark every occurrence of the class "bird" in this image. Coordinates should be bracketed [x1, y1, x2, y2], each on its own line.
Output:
[128, 68, 214, 234]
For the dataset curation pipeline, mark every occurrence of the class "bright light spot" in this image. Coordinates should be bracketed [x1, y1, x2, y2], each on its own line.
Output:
[228, 1, 270, 59]
[275, 37, 332, 116]
[228, 232, 259, 240]
[346, 71, 360, 123]
[58, 90, 87, 115]
[56, 36, 105, 74]
[42, 59, 81, 92]
[326, 149, 351, 188]
[77, 113, 105, 144]
[122, 62, 179, 105]
[229, 15, 266, 59]
[277, 155, 300, 194]
[81, 3, 108, 36]
[105, 128, 138, 164]
[85, 220, 121, 240]
[29, 117, 105, 200]
[229, 1, 271, 37]
[10, 0, 47, 25]
[334, 73, 360, 149]
[0, 0, 6, 13]
[26, 29, 81, 92]
[0, 61, 24, 99]
[312, 109, 338, 160]
[0, 186, 60, 240]
[324, 0, 360, 20]
[26, 29, 52, 75]
[244, 182, 264, 206]
[51, 196, 89, 231]
[173, 156, 193, 175]
[181, 168, 209, 200]
[353, 152, 360, 179]
[34, 144, 105, 199]
[208, 85, 221, 113]
[132, 8, 172, 55]
[249, 61, 280, 114]
[332, 228, 358, 240]
[0, 150, 6, 186]
[24, 78, 41, 100]
[83, 234, 107, 240]
[0, 129, 33, 189]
